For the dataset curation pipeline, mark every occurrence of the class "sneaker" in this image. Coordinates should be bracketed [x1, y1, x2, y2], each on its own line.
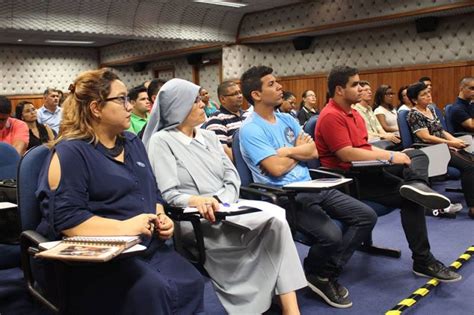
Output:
[413, 260, 462, 283]
[400, 182, 451, 209]
[332, 278, 349, 298]
[441, 203, 463, 214]
[306, 274, 352, 308]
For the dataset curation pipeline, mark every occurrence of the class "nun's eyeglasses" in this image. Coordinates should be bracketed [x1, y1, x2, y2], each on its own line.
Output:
[105, 96, 130, 109]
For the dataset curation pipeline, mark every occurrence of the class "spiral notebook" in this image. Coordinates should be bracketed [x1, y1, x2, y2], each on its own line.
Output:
[36, 236, 144, 262]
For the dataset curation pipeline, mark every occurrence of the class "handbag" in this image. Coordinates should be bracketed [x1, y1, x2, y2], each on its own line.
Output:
[0, 179, 21, 244]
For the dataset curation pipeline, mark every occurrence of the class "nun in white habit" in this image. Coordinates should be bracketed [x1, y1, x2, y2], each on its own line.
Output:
[143, 78, 307, 315]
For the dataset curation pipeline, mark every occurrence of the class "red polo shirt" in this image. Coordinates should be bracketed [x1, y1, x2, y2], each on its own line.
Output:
[0, 117, 29, 147]
[315, 99, 372, 170]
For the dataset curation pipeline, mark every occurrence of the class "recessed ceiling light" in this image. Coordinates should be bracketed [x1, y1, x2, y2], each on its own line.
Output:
[45, 39, 95, 45]
[193, 0, 247, 8]
[17, 39, 23, 42]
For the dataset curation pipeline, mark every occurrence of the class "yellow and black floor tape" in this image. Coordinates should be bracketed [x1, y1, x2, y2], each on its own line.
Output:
[386, 245, 474, 315]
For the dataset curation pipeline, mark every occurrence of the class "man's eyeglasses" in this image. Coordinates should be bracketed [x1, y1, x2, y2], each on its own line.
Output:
[385, 92, 395, 96]
[223, 91, 243, 97]
[105, 96, 130, 109]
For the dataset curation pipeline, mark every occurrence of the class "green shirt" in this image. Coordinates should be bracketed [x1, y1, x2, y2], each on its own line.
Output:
[127, 112, 148, 134]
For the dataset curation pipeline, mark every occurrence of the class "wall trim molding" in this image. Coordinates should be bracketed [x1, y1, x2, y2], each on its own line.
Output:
[237, 2, 474, 43]
[272, 60, 474, 81]
[100, 43, 224, 67]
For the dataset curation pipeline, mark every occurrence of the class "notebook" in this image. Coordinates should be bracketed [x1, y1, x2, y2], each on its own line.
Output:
[36, 236, 144, 262]
[283, 178, 352, 189]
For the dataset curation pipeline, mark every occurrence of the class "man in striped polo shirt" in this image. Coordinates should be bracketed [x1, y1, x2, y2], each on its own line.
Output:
[206, 81, 250, 161]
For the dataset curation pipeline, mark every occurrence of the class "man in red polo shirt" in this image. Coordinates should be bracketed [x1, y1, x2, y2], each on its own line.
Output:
[315, 65, 461, 283]
[0, 96, 29, 155]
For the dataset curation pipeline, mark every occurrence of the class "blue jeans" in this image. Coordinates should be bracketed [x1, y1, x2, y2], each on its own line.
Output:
[292, 189, 377, 278]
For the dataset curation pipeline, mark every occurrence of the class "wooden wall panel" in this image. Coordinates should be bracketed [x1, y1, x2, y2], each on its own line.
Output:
[6, 95, 44, 115]
[276, 61, 474, 112]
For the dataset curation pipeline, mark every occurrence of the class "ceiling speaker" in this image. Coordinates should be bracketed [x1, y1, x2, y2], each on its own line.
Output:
[132, 62, 148, 72]
[292, 36, 313, 51]
[415, 17, 438, 33]
[187, 53, 203, 66]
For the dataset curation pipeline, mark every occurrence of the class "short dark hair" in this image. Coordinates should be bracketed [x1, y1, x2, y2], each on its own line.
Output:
[283, 91, 295, 100]
[147, 79, 166, 101]
[240, 66, 273, 105]
[418, 76, 431, 83]
[327, 66, 359, 98]
[0, 96, 12, 115]
[373, 84, 392, 107]
[43, 88, 58, 97]
[397, 85, 409, 106]
[128, 85, 148, 102]
[15, 100, 33, 120]
[217, 81, 238, 98]
[406, 82, 428, 105]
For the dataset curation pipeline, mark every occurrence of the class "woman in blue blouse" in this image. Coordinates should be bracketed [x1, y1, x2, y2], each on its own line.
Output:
[35, 68, 205, 314]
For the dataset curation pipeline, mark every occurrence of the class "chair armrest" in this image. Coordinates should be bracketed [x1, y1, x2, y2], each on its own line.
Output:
[308, 168, 345, 179]
[240, 186, 279, 205]
[165, 206, 206, 266]
[20, 230, 60, 314]
[411, 142, 431, 149]
[453, 132, 474, 137]
[248, 183, 288, 195]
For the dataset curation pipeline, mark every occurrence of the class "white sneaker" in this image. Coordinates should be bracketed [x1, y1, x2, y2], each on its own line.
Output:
[441, 203, 463, 214]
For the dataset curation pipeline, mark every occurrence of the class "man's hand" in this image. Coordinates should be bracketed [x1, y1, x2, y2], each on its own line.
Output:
[295, 132, 314, 146]
[392, 151, 411, 165]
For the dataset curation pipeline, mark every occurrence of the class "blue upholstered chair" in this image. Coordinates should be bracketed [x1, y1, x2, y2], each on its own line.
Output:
[17, 145, 61, 313]
[0, 143, 21, 269]
[0, 142, 20, 180]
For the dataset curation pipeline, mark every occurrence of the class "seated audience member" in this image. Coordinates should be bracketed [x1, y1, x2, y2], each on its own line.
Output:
[200, 87, 220, 117]
[239, 66, 377, 309]
[397, 85, 412, 112]
[36, 69, 204, 314]
[373, 85, 399, 134]
[147, 79, 166, 106]
[0, 96, 29, 155]
[450, 76, 474, 133]
[143, 78, 306, 315]
[419, 76, 433, 92]
[205, 81, 250, 161]
[15, 101, 55, 150]
[407, 82, 474, 219]
[37, 88, 62, 134]
[315, 65, 462, 282]
[352, 81, 401, 147]
[127, 85, 151, 134]
[297, 90, 319, 125]
[277, 91, 298, 118]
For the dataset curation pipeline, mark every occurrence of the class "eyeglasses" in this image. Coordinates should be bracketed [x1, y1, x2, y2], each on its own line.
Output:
[385, 92, 395, 96]
[223, 91, 243, 97]
[105, 96, 130, 109]
[22, 108, 36, 114]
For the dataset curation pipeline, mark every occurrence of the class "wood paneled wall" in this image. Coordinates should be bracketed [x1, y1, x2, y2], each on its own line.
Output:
[6, 95, 44, 115]
[277, 61, 474, 112]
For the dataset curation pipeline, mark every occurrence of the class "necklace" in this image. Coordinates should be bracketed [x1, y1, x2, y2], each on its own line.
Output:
[98, 137, 124, 158]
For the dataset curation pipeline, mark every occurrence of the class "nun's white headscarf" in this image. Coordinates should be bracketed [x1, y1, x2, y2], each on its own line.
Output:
[142, 78, 201, 150]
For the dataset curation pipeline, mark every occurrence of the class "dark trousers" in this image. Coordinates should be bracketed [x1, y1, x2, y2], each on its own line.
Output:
[292, 189, 377, 278]
[449, 150, 474, 207]
[355, 149, 436, 265]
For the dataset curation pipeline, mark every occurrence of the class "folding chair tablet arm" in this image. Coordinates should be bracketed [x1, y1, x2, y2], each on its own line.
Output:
[20, 230, 61, 314]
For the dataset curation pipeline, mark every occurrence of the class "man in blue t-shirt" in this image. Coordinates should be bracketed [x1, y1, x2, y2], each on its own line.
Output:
[239, 66, 377, 309]
[450, 76, 474, 134]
